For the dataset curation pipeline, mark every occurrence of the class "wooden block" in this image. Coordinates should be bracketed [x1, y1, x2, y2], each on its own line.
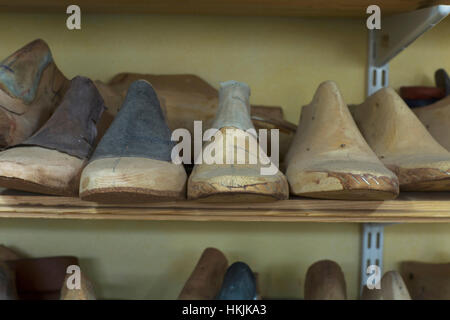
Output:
[304, 260, 347, 300]
[413, 95, 450, 151]
[361, 271, 411, 300]
[60, 271, 96, 300]
[351, 88, 450, 191]
[401, 261, 450, 300]
[178, 248, 228, 300]
[286, 81, 399, 200]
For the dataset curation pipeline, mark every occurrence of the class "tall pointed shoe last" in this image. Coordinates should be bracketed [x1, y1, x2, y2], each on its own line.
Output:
[0, 39, 69, 147]
[178, 247, 228, 300]
[401, 261, 450, 300]
[361, 271, 411, 300]
[285, 81, 399, 200]
[350, 87, 450, 191]
[304, 260, 347, 300]
[413, 95, 450, 151]
[187, 81, 289, 202]
[79, 80, 187, 203]
[216, 262, 257, 300]
[0, 76, 105, 196]
[109, 74, 218, 135]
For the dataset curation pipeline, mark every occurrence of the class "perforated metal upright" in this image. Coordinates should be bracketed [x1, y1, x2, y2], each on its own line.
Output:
[361, 5, 450, 295]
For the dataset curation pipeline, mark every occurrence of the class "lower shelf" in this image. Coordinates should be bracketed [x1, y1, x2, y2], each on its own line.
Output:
[0, 190, 449, 223]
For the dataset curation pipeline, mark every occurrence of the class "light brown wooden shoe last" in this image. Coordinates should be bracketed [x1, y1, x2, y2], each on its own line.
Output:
[350, 88, 450, 191]
[401, 261, 450, 300]
[304, 260, 347, 300]
[361, 271, 411, 300]
[178, 248, 228, 300]
[187, 81, 289, 202]
[286, 81, 399, 200]
[413, 95, 450, 151]
[60, 271, 96, 300]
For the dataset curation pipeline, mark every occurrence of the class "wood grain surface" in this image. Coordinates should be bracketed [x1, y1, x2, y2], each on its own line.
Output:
[0, 189, 448, 222]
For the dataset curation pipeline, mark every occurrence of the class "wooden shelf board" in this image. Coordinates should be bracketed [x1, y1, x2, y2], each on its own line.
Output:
[0, 192, 449, 223]
[0, 1, 448, 17]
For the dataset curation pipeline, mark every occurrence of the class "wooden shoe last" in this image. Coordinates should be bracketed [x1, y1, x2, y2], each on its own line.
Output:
[351, 87, 450, 191]
[80, 80, 187, 203]
[178, 248, 228, 300]
[0, 76, 105, 196]
[286, 81, 399, 200]
[304, 260, 347, 300]
[187, 80, 289, 202]
[0, 39, 69, 147]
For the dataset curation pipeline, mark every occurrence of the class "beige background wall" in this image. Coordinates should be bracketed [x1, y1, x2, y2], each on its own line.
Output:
[0, 12, 449, 299]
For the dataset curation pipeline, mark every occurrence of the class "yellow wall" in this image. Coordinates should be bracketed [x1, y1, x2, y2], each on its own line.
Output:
[0, 12, 449, 300]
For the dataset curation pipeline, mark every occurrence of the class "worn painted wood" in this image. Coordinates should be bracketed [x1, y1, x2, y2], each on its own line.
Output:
[80, 80, 187, 203]
[0, 39, 69, 147]
[0, 77, 105, 196]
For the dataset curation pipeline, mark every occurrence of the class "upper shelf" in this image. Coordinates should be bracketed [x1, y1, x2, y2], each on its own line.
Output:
[0, 191, 449, 223]
[1, 1, 449, 17]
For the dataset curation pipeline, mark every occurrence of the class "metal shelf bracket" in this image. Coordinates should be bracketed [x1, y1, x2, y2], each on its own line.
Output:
[360, 223, 384, 294]
[364, 4, 449, 295]
[367, 5, 450, 96]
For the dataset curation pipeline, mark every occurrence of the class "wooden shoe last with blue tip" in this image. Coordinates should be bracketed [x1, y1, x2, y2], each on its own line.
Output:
[80, 80, 187, 203]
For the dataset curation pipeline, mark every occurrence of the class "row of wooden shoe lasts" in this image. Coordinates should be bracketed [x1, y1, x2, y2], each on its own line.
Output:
[0, 39, 449, 202]
[1, 245, 448, 300]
